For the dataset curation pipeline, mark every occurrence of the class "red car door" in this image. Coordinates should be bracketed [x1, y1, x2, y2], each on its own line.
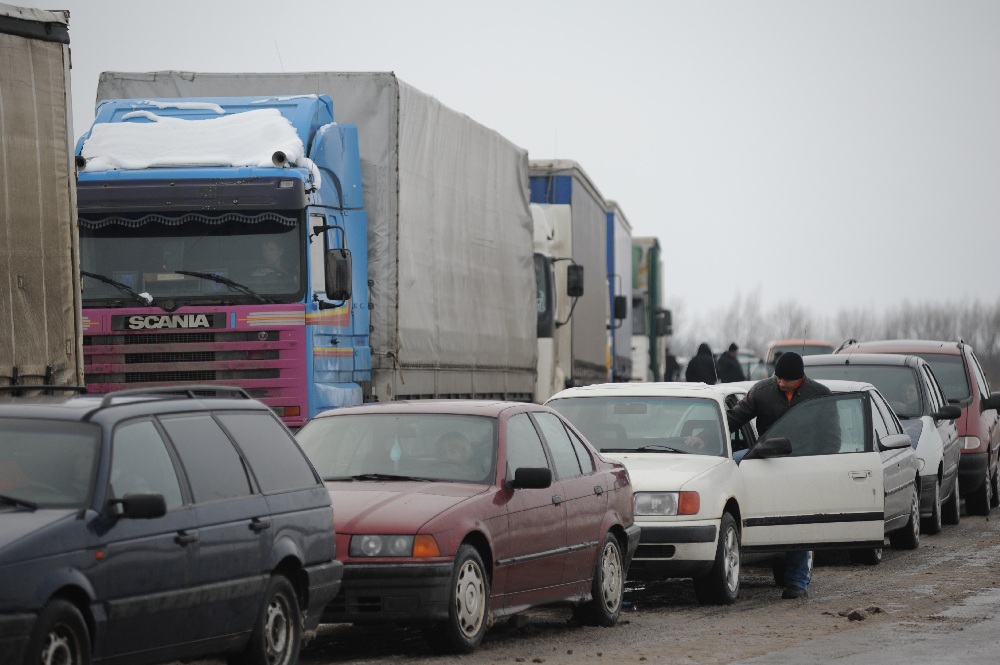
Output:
[532, 412, 608, 587]
[493, 412, 567, 607]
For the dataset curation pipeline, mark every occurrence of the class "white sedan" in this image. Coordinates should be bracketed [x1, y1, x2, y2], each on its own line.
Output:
[546, 380, 919, 604]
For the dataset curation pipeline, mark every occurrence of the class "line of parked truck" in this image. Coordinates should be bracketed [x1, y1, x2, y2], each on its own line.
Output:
[2, 14, 673, 422]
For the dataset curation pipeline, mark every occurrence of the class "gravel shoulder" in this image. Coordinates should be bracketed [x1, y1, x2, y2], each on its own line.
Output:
[296, 508, 1000, 665]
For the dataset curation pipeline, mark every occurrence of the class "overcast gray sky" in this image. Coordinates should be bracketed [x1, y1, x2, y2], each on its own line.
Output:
[22, 0, 1000, 327]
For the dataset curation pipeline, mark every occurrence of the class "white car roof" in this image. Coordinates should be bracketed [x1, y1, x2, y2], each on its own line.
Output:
[547, 381, 746, 405]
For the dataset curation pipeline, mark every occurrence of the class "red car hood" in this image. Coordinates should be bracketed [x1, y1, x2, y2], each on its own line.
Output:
[327, 481, 489, 533]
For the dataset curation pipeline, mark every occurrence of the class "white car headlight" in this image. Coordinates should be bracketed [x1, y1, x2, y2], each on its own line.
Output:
[634, 491, 700, 516]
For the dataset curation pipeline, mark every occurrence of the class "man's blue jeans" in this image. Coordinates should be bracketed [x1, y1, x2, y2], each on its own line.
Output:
[784, 550, 812, 589]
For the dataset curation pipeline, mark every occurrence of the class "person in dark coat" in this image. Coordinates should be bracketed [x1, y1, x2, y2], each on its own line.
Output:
[726, 351, 833, 601]
[685, 343, 718, 384]
[716, 342, 747, 383]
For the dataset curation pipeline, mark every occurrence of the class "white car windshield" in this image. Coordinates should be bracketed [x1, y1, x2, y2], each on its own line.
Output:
[549, 396, 726, 457]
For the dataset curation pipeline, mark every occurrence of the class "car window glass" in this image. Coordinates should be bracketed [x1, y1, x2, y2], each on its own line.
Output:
[160, 414, 253, 503]
[111, 419, 184, 509]
[566, 427, 595, 474]
[970, 351, 991, 397]
[217, 413, 318, 493]
[765, 393, 862, 455]
[505, 413, 549, 475]
[807, 365, 921, 418]
[915, 353, 970, 401]
[0, 419, 99, 507]
[922, 367, 945, 412]
[534, 412, 583, 479]
[870, 397, 890, 442]
[297, 414, 495, 484]
[872, 391, 903, 435]
[548, 395, 725, 456]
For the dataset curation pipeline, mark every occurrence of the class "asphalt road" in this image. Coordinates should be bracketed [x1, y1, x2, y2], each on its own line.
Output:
[187, 502, 1000, 665]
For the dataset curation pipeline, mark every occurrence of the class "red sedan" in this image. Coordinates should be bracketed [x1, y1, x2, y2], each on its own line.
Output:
[296, 400, 639, 653]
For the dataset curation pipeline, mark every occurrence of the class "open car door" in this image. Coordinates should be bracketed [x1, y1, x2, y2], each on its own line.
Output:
[739, 392, 885, 552]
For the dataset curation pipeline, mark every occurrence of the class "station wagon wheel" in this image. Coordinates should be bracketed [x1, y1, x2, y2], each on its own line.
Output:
[693, 512, 740, 605]
[230, 575, 301, 665]
[426, 544, 490, 654]
[25, 599, 90, 665]
[889, 486, 920, 550]
[942, 479, 961, 526]
[922, 476, 942, 535]
[573, 531, 624, 626]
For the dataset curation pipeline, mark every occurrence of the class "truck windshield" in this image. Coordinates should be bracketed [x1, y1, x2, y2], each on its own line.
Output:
[79, 212, 304, 304]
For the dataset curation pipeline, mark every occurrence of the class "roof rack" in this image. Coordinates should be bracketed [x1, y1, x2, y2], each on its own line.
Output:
[0, 384, 88, 396]
[96, 385, 253, 409]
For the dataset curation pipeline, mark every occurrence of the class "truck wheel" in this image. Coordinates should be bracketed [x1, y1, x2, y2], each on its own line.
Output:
[573, 532, 624, 626]
[25, 599, 91, 665]
[922, 477, 942, 535]
[942, 479, 961, 526]
[229, 575, 301, 665]
[425, 544, 489, 654]
[693, 512, 740, 605]
[889, 487, 921, 550]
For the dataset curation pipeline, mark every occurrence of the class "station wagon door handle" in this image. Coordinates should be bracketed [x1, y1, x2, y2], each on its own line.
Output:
[250, 518, 272, 532]
[552, 495, 564, 505]
[594, 485, 604, 495]
[849, 470, 872, 480]
[174, 531, 199, 545]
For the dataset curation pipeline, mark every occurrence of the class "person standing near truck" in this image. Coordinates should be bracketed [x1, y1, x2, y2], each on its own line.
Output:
[717, 342, 747, 383]
[685, 343, 718, 384]
[726, 351, 832, 600]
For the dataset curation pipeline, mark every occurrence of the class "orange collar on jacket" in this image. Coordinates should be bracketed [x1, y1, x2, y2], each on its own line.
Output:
[783, 378, 804, 403]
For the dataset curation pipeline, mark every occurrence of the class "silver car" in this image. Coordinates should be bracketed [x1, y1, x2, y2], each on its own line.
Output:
[805, 354, 962, 534]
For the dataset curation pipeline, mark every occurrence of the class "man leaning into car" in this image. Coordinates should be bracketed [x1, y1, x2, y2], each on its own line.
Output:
[726, 351, 832, 600]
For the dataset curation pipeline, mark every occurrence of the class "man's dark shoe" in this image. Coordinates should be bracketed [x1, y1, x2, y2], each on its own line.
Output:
[781, 586, 808, 599]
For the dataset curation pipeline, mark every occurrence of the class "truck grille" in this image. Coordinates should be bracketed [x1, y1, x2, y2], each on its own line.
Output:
[84, 328, 290, 398]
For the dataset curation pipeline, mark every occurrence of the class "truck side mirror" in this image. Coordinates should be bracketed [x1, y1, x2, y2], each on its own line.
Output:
[655, 308, 672, 336]
[566, 264, 584, 298]
[613, 295, 628, 320]
[324, 248, 352, 301]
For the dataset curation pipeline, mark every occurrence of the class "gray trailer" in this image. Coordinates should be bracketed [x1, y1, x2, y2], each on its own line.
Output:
[0, 3, 82, 389]
[94, 71, 538, 404]
[530, 160, 610, 389]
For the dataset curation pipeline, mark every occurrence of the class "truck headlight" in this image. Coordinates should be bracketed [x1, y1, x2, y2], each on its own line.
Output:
[634, 491, 700, 516]
[348, 534, 441, 557]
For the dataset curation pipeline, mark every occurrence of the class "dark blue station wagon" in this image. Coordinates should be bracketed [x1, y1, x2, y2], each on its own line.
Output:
[0, 386, 342, 665]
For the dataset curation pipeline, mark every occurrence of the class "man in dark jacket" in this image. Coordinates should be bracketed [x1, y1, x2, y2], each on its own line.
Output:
[716, 342, 747, 383]
[726, 351, 832, 601]
[685, 343, 717, 384]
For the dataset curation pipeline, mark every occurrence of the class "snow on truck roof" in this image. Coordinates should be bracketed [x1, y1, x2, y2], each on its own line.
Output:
[78, 104, 319, 183]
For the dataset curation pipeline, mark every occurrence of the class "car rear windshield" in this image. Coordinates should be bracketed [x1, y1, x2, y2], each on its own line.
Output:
[0, 419, 100, 508]
[548, 396, 727, 457]
[296, 414, 497, 484]
[912, 354, 970, 402]
[807, 365, 922, 418]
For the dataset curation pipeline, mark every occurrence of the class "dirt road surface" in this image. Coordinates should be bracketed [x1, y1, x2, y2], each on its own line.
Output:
[189, 507, 1000, 665]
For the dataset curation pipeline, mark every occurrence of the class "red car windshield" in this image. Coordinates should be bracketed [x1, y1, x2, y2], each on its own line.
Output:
[297, 413, 497, 484]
